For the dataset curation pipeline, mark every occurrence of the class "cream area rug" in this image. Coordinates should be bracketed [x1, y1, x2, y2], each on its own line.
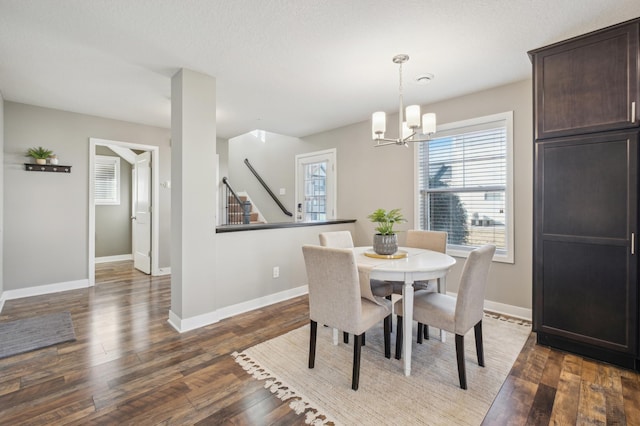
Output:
[232, 314, 531, 425]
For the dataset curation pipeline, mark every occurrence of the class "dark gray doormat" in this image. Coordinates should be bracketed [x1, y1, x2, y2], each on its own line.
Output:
[0, 311, 76, 359]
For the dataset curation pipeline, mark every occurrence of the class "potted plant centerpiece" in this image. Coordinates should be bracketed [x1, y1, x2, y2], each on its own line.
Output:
[368, 208, 407, 255]
[27, 146, 54, 165]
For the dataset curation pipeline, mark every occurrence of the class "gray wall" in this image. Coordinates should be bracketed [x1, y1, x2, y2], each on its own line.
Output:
[95, 146, 132, 258]
[228, 132, 301, 223]
[3, 102, 171, 291]
[300, 79, 533, 311]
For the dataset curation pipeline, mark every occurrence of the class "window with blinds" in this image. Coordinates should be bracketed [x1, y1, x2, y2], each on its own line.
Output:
[417, 111, 514, 262]
[95, 155, 121, 205]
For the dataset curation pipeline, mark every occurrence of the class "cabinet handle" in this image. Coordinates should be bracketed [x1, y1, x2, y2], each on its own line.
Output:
[632, 233, 635, 255]
[632, 101, 636, 124]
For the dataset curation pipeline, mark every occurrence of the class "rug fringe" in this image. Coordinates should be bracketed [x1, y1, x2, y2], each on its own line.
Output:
[231, 351, 334, 425]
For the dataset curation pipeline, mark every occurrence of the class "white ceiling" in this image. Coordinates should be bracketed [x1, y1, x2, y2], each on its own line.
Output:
[1, 1, 640, 139]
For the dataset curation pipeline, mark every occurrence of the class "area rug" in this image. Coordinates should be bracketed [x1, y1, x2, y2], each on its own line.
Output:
[232, 313, 531, 425]
[0, 311, 76, 359]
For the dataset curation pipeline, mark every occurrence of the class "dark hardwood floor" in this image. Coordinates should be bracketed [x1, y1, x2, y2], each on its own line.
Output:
[0, 261, 638, 425]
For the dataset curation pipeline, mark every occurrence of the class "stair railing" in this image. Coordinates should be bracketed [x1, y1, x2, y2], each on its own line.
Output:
[244, 158, 293, 217]
[221, 177, 251, 225]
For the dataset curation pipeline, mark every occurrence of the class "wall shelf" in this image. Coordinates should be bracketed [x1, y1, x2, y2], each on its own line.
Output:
[24, 163, 72, 173]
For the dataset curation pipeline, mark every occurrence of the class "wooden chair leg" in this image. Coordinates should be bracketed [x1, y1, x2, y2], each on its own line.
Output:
[417, 323, 423, 344]
[455, 334, 467, 390]
[474, 320, 484, 367]
[395, 315, 403, 360]
[309, 320, 317, 369]
[353, 334, 363, 390]
[424, 324, 429, 340]
[362, 333, 366, 346]
[343, 331, 349, 344]
[384, 315, 391, 358]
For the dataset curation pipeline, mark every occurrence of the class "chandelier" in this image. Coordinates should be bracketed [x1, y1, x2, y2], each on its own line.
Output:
[372, 54, 436, 147]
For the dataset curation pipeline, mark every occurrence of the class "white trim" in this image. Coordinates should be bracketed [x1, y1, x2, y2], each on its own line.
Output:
[295, 148, 337, 221]
[446, 291, 531, 321]
[1, 279, 89, 302]
[157, 267, 172, 276]
[0, 298, 5, 313]
[95, 254, 133, 263]
[167, 285, 309, 333]
[89, 138, 162, 285]
[415, 111, 515, 264]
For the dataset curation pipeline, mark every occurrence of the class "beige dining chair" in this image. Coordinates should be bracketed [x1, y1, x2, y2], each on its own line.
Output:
[394, 244, 496, 389]
[319, 231, 394, 344]
[302, 244, 392, 390]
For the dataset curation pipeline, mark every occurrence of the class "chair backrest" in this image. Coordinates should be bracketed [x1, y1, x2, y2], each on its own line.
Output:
[454, 244, 496, 334]
[319, 231, 354, 248]
[406, 230, 447, 253]
[302, 244, 361, 332]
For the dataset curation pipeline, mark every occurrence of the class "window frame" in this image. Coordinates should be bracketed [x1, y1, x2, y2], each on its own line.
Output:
[95, 154, 121, 206]
[414, 111, 514, 263]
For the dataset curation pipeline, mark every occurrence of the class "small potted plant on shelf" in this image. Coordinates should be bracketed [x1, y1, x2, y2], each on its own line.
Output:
[26, 146, 54, 165]
[368, 208, 407, 255]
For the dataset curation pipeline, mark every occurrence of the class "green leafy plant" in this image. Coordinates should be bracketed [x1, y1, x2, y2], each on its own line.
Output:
[367, 208, 406, 235]
[26, 146, 54, 160]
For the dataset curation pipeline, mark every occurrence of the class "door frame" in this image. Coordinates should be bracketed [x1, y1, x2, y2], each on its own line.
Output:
[294, 148, 337, 222]
[88, 137, 160, 286]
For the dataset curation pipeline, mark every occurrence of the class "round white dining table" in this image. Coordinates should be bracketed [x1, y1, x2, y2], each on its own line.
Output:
[354, 246, 456, 376]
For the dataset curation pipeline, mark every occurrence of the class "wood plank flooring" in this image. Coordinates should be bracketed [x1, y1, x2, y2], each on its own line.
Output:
[0, 261, 638, 425]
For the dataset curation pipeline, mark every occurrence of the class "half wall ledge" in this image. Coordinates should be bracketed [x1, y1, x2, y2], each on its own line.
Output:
[216, 219, 356, 233]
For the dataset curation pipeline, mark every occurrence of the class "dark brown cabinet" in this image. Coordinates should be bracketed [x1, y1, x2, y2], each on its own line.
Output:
[531, 21, 639, 140]
[531, 18, 640, 370]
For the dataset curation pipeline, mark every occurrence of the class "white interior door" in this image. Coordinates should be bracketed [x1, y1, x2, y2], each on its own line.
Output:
[133, 151, 151, 274]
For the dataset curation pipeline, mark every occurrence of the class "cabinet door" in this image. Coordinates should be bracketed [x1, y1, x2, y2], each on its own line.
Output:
[534, 131, 638, 354]
[531, 22, 639, 140]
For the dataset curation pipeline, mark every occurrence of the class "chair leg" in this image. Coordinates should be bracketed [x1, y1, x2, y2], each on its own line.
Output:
[309, 320, 317, 369]
[455, 334, 467, 390]
[417, 323, 423, 344]
[386, 295, 393, 333]
[353, 334, 363, 390]
[474, 320, 484, 367]
[424, 324, 429, 340]
[395, 315, 403, 360]
[384, 314, 391, 358]
[343, 331, 349, 344]
[362, 333, 366, 346]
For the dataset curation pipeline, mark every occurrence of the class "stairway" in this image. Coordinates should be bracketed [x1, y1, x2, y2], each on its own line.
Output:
[227, 195, 261, 224]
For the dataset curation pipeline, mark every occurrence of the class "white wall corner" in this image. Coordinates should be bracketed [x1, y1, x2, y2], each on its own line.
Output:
[168, 309, 220, 333]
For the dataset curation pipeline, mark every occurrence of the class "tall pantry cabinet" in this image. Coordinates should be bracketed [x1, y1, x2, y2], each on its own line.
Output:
[530, 18, 640, 370]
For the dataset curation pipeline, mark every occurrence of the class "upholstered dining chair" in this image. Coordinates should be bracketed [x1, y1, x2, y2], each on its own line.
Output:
[319, 231, 394, 344]
[394, 244, 496, 389]
[302, 244, 392, 390]
[319, 231, 393, 298]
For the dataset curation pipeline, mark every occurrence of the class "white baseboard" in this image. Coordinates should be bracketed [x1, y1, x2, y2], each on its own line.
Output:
[1, 279, 90, 304]
[445, 291, 532, 321]
[484, 298, 532, 321]
[95, 254, 133, 263]
[167, 285, 309, 333]
[0, 297, 5, 313]
[155, 267, 171, 276]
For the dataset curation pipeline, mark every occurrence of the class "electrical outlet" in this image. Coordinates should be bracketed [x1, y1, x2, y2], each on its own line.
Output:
[273, 266, 280, 278]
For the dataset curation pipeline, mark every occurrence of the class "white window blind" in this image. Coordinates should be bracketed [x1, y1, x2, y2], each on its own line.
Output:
[417, 111, 513, 262]
[95, 155, 120, 205]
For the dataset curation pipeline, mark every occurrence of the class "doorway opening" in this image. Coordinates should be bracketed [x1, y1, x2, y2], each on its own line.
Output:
[88, 138, 160, 286]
